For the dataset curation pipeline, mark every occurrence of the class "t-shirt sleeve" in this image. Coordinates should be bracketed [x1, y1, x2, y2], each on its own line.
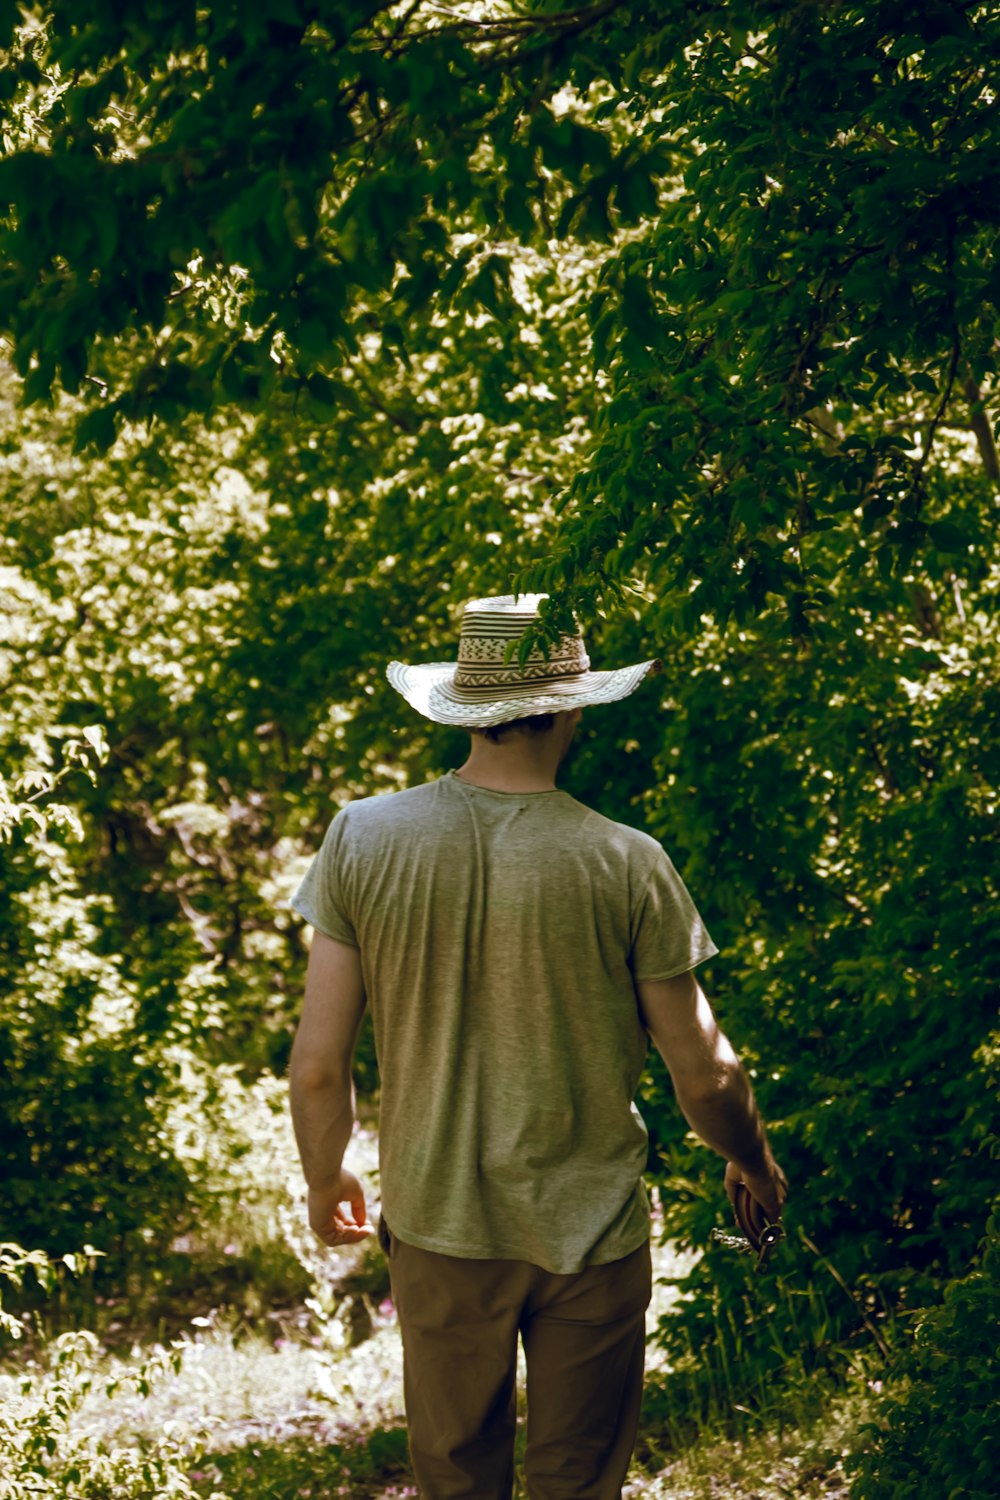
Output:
[288, 810, 359, 946]
[629, 847, 718, 981]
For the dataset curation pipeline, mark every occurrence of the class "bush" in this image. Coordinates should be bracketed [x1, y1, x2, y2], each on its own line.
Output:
[846, 1198, 1000, 1499]
[565, 602, 1000, 1406]
[0, 1244, 231, 1500]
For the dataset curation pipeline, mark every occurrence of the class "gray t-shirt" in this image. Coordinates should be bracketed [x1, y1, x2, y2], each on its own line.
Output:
[290, 770, 717, 1273]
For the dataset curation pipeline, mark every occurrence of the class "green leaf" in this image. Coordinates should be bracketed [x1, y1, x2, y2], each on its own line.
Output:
[82, 725, 109, 761]
[876, 544, 895, 581]
[72, 406, 117, 454]
[297, 318, 332, 362]
[20, 361, 56, 405]
[59, 342, 88, 394]
[926, 521, 969, 552]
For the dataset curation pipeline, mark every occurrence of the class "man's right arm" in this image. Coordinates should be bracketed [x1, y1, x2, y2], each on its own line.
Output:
[636, 970, 788, 1221]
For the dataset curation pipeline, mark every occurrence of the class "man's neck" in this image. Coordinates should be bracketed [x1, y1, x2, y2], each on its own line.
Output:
[453, 756, 560, 794]
[453, 712, 579, 792]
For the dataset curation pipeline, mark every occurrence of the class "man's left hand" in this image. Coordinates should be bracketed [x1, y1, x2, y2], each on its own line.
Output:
[308, 1171, 375, 1248]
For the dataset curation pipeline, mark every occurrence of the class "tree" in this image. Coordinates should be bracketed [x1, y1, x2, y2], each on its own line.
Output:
[0, 225, 599, 1257]
[1, 1, 998, 1430]
[1, 2, 997, 629]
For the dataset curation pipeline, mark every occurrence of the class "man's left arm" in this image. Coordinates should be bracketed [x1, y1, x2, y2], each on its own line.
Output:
[288, 930, 373, 1247]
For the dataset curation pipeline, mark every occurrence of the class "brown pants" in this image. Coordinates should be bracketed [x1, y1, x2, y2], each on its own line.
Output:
[380, 1218, 652, 1500]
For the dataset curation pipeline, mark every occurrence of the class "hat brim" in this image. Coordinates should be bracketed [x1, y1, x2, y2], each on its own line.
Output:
[386, 659, 661, 727]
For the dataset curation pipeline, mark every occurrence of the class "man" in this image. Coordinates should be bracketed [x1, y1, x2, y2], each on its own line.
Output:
[288, 593, 788, 1500]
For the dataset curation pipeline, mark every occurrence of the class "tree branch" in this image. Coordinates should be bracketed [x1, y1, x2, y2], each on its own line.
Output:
[349, 365, 422, 433]
[962, 373, 1000, 483]
[908, 331, 961, 503]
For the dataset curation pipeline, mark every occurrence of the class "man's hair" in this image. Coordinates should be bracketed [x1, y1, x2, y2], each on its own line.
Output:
[469, 712, 557, 745]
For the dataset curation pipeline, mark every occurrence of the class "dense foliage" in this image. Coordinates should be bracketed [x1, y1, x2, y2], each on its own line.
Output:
[2, 1, 998, 627]
[845, 1201, 1000, 1500]
[1, 2, 998, 1484]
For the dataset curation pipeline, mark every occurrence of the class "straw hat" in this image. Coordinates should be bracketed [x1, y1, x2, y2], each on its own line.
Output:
[386, 593, 660, 728]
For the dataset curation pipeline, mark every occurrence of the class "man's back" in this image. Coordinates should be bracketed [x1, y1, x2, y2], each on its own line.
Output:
[291, 770, 717, 1273]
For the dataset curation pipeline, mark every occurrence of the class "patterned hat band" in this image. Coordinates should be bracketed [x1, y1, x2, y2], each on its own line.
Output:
[453, 611, 590, 695]
[385, 592, 660, 728]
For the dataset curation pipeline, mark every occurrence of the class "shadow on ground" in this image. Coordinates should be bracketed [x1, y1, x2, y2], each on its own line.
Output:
[192, 1426, 413, 1500]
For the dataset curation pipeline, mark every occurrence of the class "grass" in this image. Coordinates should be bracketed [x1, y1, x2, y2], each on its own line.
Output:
[0, 1110, 877, 1498]
[2, 1231, 871, 1499]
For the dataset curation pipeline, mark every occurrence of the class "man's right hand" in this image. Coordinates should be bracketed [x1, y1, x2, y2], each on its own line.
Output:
[308, 1170, 375, 1249]
[724, 1154, 788, 1224]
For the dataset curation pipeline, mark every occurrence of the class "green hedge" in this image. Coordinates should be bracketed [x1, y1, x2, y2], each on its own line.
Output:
[846, 1199, 1000, 1499]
